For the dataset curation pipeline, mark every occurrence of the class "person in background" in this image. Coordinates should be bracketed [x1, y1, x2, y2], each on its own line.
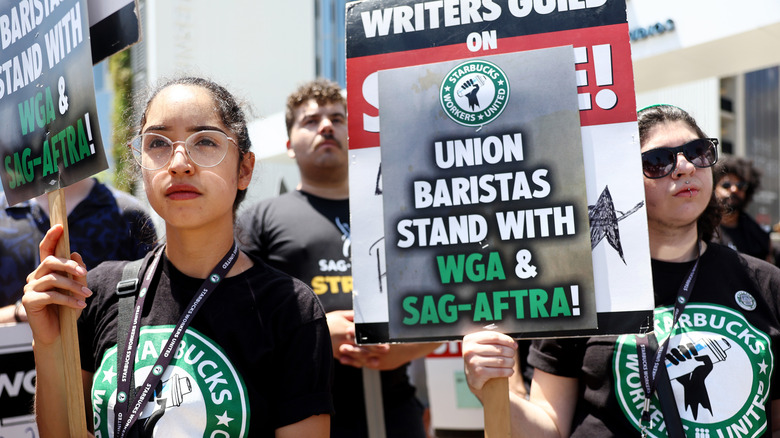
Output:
[0, 177, 157, 323]
[237, 78, 439, 438]
[711, 154, 773, 262]
[24, 76, 333, 437]
[462, 105, 780, 437]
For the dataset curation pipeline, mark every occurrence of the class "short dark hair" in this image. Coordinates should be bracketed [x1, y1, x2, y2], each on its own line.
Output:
[285, 78, 346, 135]
[133, 76, 252, 214]
[714, 154, 761, 205]
[637, 104, 722, 242]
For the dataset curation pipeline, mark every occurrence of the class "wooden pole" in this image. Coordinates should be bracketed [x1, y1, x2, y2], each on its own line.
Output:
[48, 189, 88, 437]
[483, 377, 511, 438]
[362, 368, 387, 438]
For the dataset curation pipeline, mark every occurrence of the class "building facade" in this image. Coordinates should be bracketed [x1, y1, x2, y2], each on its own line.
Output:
[629, 0, 780, 227]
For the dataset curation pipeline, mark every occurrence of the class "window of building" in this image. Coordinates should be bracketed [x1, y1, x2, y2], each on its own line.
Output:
[316, 0, 347, 87]
[744, 67, 779, 227]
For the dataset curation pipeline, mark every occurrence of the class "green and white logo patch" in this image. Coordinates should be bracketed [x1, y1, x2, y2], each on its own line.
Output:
[439, 59, 509, 128]
[614, 303, 773, 437]
[91, 326, 249, 437]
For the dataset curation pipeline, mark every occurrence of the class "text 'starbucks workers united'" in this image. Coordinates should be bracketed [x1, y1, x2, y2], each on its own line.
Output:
[613, 304, 773, 437]
[439, 59, 510, 128]
[92, 326, 249, 437]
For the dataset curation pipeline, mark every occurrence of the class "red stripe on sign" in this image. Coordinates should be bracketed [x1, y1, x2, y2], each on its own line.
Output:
[427, 341, 464, 358]
[346, 24, 636, 150]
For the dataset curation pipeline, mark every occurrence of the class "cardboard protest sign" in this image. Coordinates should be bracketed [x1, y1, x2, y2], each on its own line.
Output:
[0, 0, 108, 206]
[0, 323, 37, 436]
[379, 47, 597, 339]
[88, 0, 140, 64]
[425, 342, 484, 431]
[347, 0, 655, 343]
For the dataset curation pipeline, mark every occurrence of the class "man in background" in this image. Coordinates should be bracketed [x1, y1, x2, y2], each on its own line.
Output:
[237, 78, 438, 438]
[712, 154, 773, 262]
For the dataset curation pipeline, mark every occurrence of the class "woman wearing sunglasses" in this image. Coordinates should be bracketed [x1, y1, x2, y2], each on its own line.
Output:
[462, 105, 780, 437]
[23, 77, 333, 437]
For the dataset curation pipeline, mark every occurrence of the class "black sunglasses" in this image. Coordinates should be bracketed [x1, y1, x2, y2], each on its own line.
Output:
[720, 180, 747, 191]
[641, 138, 719, 179]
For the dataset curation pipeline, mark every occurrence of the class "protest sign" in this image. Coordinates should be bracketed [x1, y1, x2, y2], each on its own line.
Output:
[425, 342, 484, 431]
[347, 0, 655, 343]
[0, 323, 37, 437]
[88, 0, 140, 64]
[0, 0, 108, 205]
[380, 47, 597, 340]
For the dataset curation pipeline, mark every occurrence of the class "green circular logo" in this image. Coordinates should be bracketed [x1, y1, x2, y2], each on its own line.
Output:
[94, 326, 250, 436]
[439, 59, 510, 128]
[613, 304, 773, 437]
[210, 274, 221, 283]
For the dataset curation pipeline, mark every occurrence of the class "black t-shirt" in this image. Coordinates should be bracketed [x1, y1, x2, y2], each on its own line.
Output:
[237, 190, 422, 436]
[78, 252, 334, 437]
[714, 212, 771, 261]
[237, 190, 353, 311]
[528, 243, 780, 437]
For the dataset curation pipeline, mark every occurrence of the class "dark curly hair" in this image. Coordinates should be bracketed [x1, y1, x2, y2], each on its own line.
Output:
[637, 104, 722, 242]
[714, 154, 761, 206]
[133, 76, 252, 214]
[285, 78, 346, 135]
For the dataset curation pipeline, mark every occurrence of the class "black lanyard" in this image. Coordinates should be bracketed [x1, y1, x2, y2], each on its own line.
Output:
[635, 243, 701, 437]
[113, 242, 239, 438]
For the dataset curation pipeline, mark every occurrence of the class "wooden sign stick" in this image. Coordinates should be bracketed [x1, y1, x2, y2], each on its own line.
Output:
[362, 368, 387, 438]
[48, 188, 89, 437]
[483, 377, 511, 438]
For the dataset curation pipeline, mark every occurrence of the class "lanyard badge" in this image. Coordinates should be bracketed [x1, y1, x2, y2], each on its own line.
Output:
[113, 242, 239, 438]
[636, 243, 701, 436]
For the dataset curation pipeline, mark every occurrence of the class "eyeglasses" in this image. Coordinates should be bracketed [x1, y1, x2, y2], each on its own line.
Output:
[641, 138, 719, 179]
[129, 130, 237, 170]
[720, 180, 748, 191]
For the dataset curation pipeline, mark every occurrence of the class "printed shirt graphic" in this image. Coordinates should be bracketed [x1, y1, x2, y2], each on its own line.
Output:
[614, 303, 773, 437]
[310, 213, 352, 307]
[92, 326, 249, 437]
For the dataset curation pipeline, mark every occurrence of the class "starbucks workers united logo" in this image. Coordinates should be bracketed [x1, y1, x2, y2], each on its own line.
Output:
[613, 303, 773, 437]
[440, 60, 509, 128]
[91, 326, 250, 437]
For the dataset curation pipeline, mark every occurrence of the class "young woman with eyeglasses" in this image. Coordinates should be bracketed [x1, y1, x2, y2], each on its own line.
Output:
[23, 77, 333, 437]
[462, 105, 780, 437]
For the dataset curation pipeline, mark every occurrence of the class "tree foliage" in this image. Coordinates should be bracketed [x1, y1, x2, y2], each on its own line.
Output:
[108, 50, 135, 193]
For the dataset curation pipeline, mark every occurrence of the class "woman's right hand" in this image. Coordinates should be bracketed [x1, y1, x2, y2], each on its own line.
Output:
[462, 330, 518, 401]
[23, 225, 91, 347]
